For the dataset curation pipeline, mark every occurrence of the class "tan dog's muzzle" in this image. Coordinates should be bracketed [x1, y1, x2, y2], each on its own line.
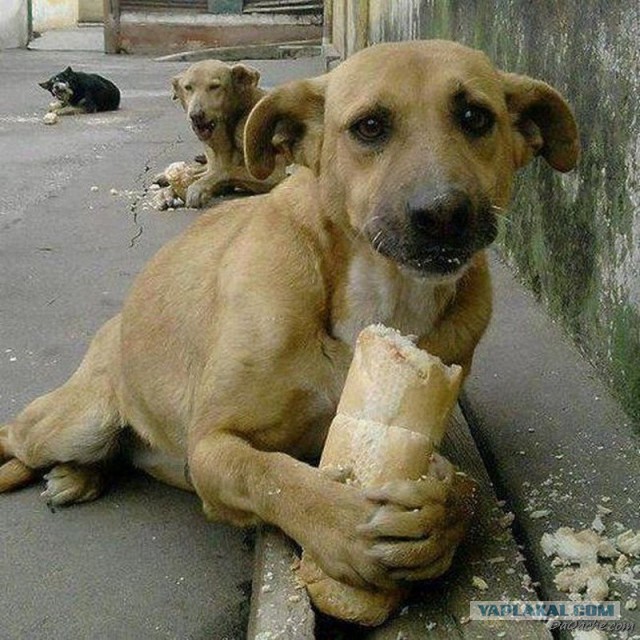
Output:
[364, 184, 497, 278]
[189, 109, 216, 141]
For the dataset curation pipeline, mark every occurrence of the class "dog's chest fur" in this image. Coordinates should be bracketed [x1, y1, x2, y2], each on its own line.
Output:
[333, 251, 453, 346]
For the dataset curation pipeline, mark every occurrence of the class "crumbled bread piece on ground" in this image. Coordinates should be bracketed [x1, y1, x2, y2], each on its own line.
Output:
[541, 527, 602, 564]
[554, 564, 612, 594]
[617, 530, 640, 557]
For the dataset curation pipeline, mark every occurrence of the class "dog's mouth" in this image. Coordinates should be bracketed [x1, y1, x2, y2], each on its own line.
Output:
[190, 118, 216, 141]
[366, 209, 498, 278]
[52, 82, 72, 102]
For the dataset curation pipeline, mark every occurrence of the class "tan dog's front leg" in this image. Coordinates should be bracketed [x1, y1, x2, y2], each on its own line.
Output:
[189, 431, 384, 587]
[185, 138, 236, 208]
[189, 432, 474, 589]
[185, 171, 228, 208]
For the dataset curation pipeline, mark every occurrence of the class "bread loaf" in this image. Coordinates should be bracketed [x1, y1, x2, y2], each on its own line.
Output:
[298, 324, 463, 625]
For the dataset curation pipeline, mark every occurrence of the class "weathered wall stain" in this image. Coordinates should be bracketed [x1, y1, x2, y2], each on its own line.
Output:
[331, 0, 640, 422]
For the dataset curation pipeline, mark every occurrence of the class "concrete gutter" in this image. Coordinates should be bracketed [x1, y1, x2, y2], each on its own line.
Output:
[247, 527, 315, 640]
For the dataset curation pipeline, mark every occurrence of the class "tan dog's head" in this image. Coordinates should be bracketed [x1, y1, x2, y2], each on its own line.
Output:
[245, 40, 579, 280]
[172, 60, 261, 142]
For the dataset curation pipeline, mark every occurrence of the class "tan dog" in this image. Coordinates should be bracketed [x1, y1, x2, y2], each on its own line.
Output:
[167, 59, 286, 208]
[0, 41, 578, 593]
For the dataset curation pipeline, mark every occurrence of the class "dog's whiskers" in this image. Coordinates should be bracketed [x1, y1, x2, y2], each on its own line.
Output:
[490, 204, 514, 228]
[351, 215, 383, 246]
[371, 229, 384, 251]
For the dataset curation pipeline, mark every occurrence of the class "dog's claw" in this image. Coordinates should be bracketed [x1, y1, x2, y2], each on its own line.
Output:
[41, 463, 103, 506]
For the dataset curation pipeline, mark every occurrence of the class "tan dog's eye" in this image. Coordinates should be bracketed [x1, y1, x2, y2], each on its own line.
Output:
[350, 115, 388, 144]
[184, 84, 193, 92]
[458, 106, 495, 137]
[208, 84, 221, 91]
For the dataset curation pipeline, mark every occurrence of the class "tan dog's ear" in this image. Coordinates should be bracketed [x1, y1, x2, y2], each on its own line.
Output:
[244, 77, 327, 180]
[501, 72, 579, 172]
[231, 64, 261, 89]
[171, 73, 184, 105]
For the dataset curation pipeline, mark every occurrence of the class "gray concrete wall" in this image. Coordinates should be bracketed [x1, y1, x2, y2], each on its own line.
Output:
[33, 0, 78, 31]
[0, 0, 29, 49]
[327, 0, 640, 422]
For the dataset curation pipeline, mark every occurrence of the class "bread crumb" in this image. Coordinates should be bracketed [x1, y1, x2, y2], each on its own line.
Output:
[586, 574, 609, 601]
[531, 509, 551, 519]
[572, 630, 607, 640]
[617, 530, 640, 556]
[472, 576, 489, 590]
[500, 512, 515, 528]
[591, 514, 605, 534]
[43, 111, 58, 125]
[624, 598, 637, 611]
[615, 554, 630, 572]
[554, 564, 611, 595]
[541, 527, 601, 564]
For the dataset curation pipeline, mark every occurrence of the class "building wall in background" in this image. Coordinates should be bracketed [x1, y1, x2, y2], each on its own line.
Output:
[0, 0, 29, 48]
[33, 0, 78, 31]
[79, 0, 103, 23]
[327, 0, 640, 421]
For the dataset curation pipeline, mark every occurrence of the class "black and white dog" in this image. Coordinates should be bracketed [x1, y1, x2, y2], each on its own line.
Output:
[39, 67, 121, 115]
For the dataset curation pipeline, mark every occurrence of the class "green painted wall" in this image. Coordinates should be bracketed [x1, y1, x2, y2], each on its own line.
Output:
[358, 0, 640, 421]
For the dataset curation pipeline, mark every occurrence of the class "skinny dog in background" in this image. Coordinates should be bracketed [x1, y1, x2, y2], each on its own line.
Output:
[39, 66, 120, 115]
[2, 41, 578, 594]
[154, 60, 287, 209]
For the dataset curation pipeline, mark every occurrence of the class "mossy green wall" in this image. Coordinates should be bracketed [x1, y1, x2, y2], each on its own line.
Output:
[347, 0, 640, 421]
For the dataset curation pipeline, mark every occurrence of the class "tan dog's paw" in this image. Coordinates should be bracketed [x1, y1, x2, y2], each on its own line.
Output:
[359, 454, 477, 582]
[41, 463, 104, 506]
[185, 180, 213, 209]
[305, 487, 396, 590]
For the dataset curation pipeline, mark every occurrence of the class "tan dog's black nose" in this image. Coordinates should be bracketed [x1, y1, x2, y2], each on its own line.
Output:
[407, 188, 472, 239]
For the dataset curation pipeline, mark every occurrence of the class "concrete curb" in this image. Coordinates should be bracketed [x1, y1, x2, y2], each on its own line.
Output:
[154, 41, 321, 63]
[247, 526, 315, 640]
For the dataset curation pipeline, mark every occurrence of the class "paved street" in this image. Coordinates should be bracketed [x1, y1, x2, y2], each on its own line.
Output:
[0, 47, 323, 640]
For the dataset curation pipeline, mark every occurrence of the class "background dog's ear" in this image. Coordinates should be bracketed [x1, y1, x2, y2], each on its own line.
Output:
[244, 77, 327, 180]
[501, 72, 579, 172]
[64, 66, 73, 74]
[231, 64, 261, 89]
[38, 80, 52, 91]
[171, 74, 184, 104]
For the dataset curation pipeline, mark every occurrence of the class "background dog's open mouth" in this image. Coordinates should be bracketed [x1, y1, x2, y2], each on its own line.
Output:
[191, 120, 216, 140]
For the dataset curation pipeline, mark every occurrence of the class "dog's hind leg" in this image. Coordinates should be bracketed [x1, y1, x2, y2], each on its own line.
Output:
[0, 315, 124, 505]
